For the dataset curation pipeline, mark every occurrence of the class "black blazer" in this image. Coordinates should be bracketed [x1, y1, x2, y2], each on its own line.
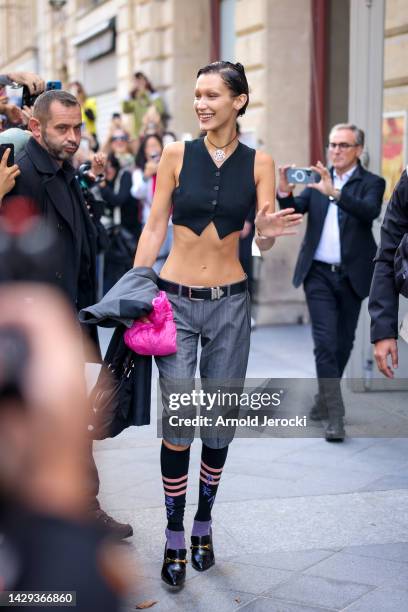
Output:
[278, 163, 385, 299]
[369, 170, 408, 342]
[3, 138, 98, 311]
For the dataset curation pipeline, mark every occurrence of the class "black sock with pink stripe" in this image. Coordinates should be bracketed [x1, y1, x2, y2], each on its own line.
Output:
[161, 442, 190, 550]
[192, 443, 229, 536]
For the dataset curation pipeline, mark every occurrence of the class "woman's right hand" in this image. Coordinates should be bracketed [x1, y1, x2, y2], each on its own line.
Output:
[278, 164, 295, 194]
[255, 206, 303, 238]
[0, 148, 20, 201]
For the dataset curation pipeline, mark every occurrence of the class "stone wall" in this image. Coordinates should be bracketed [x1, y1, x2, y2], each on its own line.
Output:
[0, 0, 38, 73]
[131, 0, 210, 138]
[383, 0, 408, 112]
[3, 0, 406, 325]
[235, 0, 312, 324]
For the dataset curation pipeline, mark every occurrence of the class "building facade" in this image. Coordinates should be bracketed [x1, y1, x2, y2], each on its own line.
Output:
[0, 0, 406, 325]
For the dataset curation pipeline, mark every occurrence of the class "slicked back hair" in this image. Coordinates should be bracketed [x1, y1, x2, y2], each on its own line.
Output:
[33, 90, 80, 125]
[196, 61, 249, 117]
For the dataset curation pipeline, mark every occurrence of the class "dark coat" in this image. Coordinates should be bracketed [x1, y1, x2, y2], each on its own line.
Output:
[278, 163, 385, 299]
[79, 266, 158, 327]
[81, 267, 160, 437]
[4, 138, 98, 311]
[369, 170, 408, 342]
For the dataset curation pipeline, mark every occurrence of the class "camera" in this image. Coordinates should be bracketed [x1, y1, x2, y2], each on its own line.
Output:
[77, 162, 105, 191]
[77, 162, 95, 191]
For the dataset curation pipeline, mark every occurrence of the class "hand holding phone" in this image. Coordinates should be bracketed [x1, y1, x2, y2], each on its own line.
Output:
[308, 161, 338, 198]
[0, 144, 15, 167]
[0, 145, 20, 200]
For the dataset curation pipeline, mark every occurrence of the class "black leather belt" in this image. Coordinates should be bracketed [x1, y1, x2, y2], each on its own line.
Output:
[157, 277, 247, 300]
[313, 261, 343, 273]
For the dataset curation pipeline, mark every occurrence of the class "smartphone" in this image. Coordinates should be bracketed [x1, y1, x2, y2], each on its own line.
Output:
[286, 167, 320, 184]
[46, 80, 62, 91]
[5, 85, 23, 108]
[22, 86, 37, 108]
[0, 144, 15, 166]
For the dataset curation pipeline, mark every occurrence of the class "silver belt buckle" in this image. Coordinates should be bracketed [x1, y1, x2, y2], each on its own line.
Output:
[211, 286, 224, 300]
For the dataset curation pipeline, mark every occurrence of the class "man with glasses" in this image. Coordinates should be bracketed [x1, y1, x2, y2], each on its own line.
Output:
[278, 123, 385, 441]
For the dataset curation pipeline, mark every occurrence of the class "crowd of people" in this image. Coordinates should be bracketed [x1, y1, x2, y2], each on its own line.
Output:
[0, 61, 406, 604]
[0, 70, 178, 294]
[0, 70, 256, 297]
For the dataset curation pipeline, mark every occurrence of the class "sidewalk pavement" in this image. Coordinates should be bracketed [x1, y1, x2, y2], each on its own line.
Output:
[94, 325, 408, 611]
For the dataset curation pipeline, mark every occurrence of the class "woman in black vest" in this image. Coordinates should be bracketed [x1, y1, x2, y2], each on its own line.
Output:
[133, 61, 301, 587]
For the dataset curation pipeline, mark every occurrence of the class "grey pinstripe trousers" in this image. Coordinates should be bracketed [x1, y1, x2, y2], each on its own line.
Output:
[155, 288, 251, 448]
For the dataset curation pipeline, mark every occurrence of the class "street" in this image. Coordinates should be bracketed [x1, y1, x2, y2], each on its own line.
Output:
[93, 325, 408, 611]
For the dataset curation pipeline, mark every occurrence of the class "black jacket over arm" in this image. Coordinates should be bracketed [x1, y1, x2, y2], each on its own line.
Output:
[278, 163, 385, 299]
[369, 170, 408, 342]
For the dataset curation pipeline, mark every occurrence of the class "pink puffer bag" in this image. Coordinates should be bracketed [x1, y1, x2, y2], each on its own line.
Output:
[123, 291, 177, 356]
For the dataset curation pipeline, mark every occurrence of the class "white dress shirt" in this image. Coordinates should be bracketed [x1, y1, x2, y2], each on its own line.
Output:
[313, 165, 357, 264]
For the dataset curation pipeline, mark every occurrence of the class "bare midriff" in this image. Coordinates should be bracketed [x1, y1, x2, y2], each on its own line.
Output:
[160, 222, 246, 287]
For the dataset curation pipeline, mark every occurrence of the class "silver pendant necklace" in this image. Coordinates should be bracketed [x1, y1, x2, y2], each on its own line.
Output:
[206, 133, 238, 163]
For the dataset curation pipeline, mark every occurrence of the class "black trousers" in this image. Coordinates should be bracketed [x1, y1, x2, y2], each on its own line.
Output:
[304, 261, 362, 417]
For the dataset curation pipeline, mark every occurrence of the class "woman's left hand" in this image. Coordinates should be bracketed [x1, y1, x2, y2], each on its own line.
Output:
[255, 205, 303, 238]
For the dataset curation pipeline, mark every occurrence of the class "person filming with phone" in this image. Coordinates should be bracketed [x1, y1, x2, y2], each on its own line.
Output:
[131, 133, 172, 271]
[278, 123, 385, 441]
[0, 71, 45, 128]
[0, 71, 45, 96]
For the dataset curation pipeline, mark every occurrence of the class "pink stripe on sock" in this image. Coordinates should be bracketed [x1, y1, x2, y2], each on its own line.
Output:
[163, 481, 188, 491]
[164, 488, 187, 497]
[201, 460, 223, 473]
[200, 469, 221, 482]
[162, 474, 188, 483]
[200, 475, 220, 486]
